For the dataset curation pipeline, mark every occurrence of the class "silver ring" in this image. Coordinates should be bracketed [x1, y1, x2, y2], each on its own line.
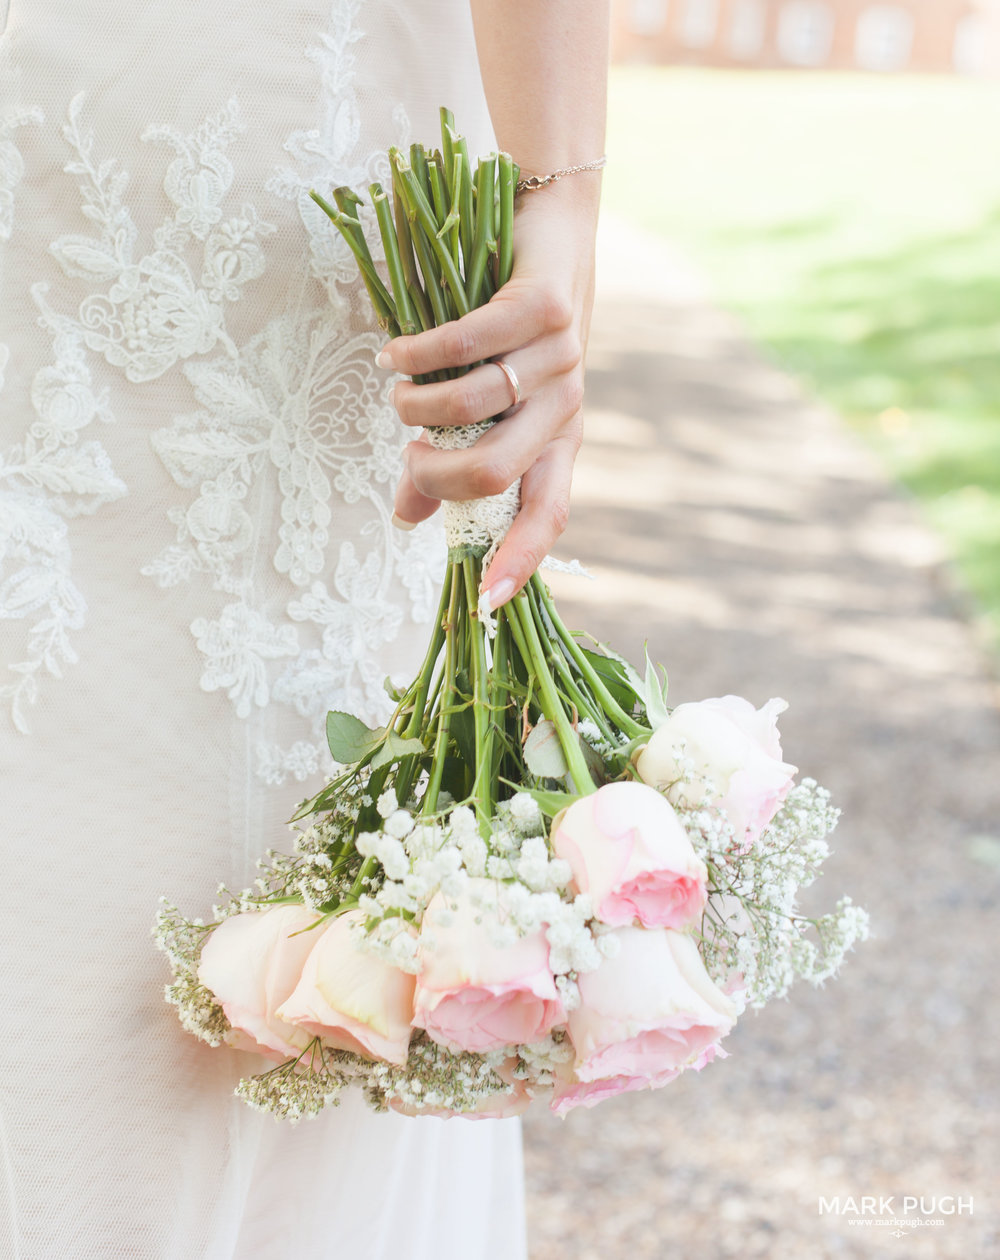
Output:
[494, 358, 521, 409]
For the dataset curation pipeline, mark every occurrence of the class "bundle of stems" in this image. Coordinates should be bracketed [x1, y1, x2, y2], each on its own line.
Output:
[303, 109, 655, 863]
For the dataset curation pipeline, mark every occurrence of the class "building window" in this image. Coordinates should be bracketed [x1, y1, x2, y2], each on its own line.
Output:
[954, 14, 987, 76]
[728, 0, 767, 60]
[855, 6, 913, 72]
[629, 0, 670, 36]
[678, 0, 719, 49]
[777, 1, 835, 66]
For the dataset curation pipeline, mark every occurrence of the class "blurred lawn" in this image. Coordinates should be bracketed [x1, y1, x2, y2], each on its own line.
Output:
[604, 67, 1000, 647]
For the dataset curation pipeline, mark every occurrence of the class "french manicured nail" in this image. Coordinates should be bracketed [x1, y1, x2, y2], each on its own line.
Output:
[480, 577, 515, 612]
[375, 347, 392, 369]
[391, 512, 417, 532]
[387, 385, 395, 407]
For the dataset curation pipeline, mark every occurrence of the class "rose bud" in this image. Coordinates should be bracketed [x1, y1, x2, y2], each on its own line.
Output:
[568, 925, 738, 1084]
[412, 878, 565, 1054]
[197, 904, 324, 1060]
[550, 780, 707, 929]
[635, 696, 796, 850]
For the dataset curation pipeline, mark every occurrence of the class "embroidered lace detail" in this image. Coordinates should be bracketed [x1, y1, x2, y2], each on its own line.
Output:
[0, 287, 128, 731]
[1, 107, 43, 240]
[54, 94, 273, 383]
[2, 3, 445, 768]
[1, 105, 129, 732]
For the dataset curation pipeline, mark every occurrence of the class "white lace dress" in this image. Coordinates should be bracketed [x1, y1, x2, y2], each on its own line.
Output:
[0, 3, 527, 1256]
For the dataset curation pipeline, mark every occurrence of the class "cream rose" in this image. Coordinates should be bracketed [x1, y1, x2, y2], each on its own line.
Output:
[550, 781, 707, 929]
[412, 879, 565, 1053]
[567, 925, 738, 1085]
[197, 904, 323, 1060]
[277, 910, 415, 1066]
[635, 695, 797, 849]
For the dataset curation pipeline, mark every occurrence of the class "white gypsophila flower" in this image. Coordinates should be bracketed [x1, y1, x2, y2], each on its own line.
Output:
[384, 809, 415, 840]
[448, 805, 478, 840]
[357, 894, 382, 919]
[356, 830, 380, 858]
[516, 1031, 574, 1076]
[376, 787, 398, 820]
[683, 777, 854, 1008]
[508, 792, 543, 833]
[577, 719, 616, 758]
[458, 832, 488, 878]
[514, 837, 552, 892]
[375, 834, 410, 880]
[490, 824, 520, 855]
[554, 973, 581, 1011]
[486, 854, 516, 880]
[374, 881, 419, 914]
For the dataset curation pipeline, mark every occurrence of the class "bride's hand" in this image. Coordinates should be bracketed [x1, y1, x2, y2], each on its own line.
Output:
[380, 178, 600, 611]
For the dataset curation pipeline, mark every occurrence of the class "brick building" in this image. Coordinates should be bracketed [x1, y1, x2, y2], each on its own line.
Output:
[613, 0, 1000, 75]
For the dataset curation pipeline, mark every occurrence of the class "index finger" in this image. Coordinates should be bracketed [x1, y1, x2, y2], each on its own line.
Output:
[376, 283, 572, 378]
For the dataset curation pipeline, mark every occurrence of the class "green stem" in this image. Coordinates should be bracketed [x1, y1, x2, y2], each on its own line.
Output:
[402, 566, 452, 739]
[530, 573, 647, 738]
[466, 157, 496, 306]
[497, 152, 517, 289]
[463, 555, 493, 830]
[372, 184, 417, 335]
[392, 154, 471, 319]
[422, 561, 462, 815]
[310, 191, 399, 335]
[507, 593, 595, 795]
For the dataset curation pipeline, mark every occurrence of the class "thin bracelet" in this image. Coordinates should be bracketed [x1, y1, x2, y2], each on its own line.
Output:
[515, 156, 607, 194]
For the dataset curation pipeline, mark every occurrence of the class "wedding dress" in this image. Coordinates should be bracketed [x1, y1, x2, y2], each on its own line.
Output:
[0, 2, 528, 1256]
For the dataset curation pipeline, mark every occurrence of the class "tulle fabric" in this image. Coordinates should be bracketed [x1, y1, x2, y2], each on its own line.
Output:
[0, 3, 527, 1256]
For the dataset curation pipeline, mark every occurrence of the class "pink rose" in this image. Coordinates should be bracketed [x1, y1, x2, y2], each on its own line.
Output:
[550, 781, 707, 928]
[276, 910, 415, 1066]
[197, 904, 323, 1060]
[567, 926, 738, 1085]
[412, 878, 565, 1053]
[635, 696, 797, 849]
[548, 1057, 682, 1116]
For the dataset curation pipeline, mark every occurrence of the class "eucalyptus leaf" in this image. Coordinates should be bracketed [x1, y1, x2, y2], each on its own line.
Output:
[523, 719, 570, 778]
[326, 710, 386, 765]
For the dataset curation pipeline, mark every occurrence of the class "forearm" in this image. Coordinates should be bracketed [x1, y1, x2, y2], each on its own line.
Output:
[469, 1, 610, 343]
[469, 0, 611, 181]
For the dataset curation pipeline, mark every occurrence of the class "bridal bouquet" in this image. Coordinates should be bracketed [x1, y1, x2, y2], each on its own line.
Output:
[156, 112, 868, 1121]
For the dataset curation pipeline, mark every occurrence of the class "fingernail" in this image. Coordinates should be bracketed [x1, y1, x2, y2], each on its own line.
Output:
[375, 346, 392, 370]
[480, 577, 515, 612]
[387, 385, 395, 408]
[391, 512, 417, 532]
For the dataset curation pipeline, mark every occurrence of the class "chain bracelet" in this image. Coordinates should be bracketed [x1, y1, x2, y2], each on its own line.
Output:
[514, 156, 608, 194]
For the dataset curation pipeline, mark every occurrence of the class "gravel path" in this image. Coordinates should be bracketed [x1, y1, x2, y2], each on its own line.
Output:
[521, 222, 999, 1260]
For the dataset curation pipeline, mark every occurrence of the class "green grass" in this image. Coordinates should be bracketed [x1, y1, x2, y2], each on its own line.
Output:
[604, 68, 1000, 646]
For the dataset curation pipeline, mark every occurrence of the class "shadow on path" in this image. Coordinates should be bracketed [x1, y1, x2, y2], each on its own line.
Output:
[522, 225, 1000, 1260]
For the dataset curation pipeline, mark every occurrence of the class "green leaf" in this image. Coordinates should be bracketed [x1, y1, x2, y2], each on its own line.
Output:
[642, 644, 670, 729]
[581, 647, 635, 712]
[325, 711, 385, 764]
[382, 674, 405, 701]
[523, 719, 570, 778]
[370, 733, 426, 770]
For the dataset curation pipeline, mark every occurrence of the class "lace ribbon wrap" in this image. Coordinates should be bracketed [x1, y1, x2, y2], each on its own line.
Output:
[426, 419, 520, 561]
